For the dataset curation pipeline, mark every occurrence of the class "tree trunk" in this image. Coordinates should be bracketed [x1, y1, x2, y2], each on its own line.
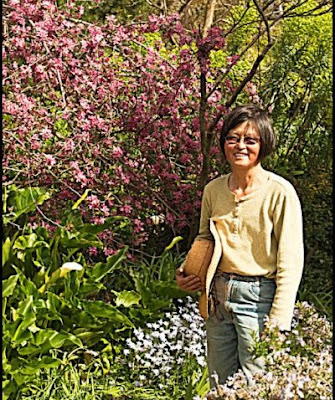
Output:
[202, 0, 217, 36]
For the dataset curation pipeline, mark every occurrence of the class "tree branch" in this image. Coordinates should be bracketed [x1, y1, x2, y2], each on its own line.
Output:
[253, 0, 272, 44]
[225, 41, 274, 109]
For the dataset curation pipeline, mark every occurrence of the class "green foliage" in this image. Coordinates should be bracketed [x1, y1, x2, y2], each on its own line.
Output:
[2, 186, 187, 399]
[258, 9, 332, 317]
[225, 4, 260, 55]
[3, 185, 51, 226]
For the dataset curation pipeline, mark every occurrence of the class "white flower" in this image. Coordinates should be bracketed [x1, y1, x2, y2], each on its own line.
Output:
[61, 262, 83, 271]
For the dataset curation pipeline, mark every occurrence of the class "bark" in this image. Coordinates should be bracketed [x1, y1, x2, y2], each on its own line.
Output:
[202, 0, 217, 36]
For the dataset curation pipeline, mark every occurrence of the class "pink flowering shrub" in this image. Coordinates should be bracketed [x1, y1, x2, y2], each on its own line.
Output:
[3, 0, 252, 251]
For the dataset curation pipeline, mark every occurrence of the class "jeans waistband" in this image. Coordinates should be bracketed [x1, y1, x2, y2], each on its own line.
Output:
[216, 271, 273, 282]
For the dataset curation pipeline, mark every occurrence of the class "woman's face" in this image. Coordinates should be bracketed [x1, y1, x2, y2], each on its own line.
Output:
[224, 120, 261, 169]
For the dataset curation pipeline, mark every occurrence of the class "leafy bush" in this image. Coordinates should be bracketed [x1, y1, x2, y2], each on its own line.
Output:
[2, 185, 186, 400]
[2, 0, 233, 251]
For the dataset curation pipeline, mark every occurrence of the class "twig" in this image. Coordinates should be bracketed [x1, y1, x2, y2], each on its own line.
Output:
[47, 169, 82, 198]
[131, 39, 177, 70]
[42, 41, 67, 108]
[253, 0, 272, 43]
[225, 41, 274, 109]
[2, 55, 48, 84]
[26, 160, 65, 228]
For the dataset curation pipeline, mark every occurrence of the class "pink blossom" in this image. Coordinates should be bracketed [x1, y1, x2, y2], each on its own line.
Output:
[87, 195, 100, 209]
[120, 205, 132, 214]
[89, 246, 98, 256]
[92, 216, 105, 225]
[226, 55, 240, 66]
[101, 204, 110, 216]
[103, 247, 116, 256]
[45, 154, 56, 167]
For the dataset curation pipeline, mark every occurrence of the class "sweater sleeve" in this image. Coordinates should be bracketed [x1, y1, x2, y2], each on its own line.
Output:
[195, 184, 214, 242]
[268, 185, 304, 330]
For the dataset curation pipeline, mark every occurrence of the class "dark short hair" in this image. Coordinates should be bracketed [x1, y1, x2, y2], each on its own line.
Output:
[219, 104, 276, 162]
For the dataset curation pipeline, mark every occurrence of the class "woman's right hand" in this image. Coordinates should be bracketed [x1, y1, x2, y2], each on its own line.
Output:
[176, 267, 202, 292]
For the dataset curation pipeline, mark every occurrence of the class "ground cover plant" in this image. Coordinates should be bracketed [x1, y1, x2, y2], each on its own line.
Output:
[205, 301, 332, 400]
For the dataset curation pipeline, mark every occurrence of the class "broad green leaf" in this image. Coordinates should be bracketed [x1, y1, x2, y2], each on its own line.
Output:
[2, 237, 11, 266]
[3, 297, 7, 319]
[2, 379, 17, 400]
[17, 274, 38, 297]
[17, 344, 41, 356]
[78, 280, 105, 295]
[59, 229, 102, 249]
[13, 313, 36, 342]
[17, 295, 34, 317]
[77, 216, 129, 234]
[4, 187, 50, 224]
[155, 282, 188, 298]
[64, 310, 105, 329]
[32, 328, 82, 350]
[2, 275, 19, 297]
[12, 328, 33, 346]
[46, 292, 64, 314]
[90, 247, 127, 281]
[81, 300, 134, 326]
[132, 277, 151, 306]
[72, 189, 90, 210]
[146, 298, 170, 311]
[19, 356, 62, 375]
[13, 234, 38, 250]
[74, 330, 105, 346]
[112, 290, 141, 307]
[11, 371, 35, 386]
[49, 331, 82, 348]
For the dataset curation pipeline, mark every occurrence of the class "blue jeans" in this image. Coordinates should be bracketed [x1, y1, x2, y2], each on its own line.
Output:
[206, 273, 276, 388]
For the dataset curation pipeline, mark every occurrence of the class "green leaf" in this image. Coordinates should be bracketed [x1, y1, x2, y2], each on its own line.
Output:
[13, 314, 36, 342]
[155, 282, 188, 298]
[164, 236, 183, 251]
[72, 189, 90, 210]
[74, 330, 105, 346]
[3, 185, 8, 214]
[2, 379, 18, 400]
[77, 216, 129, 234]
[112, 290, 141, 307]
[78, 280, 105, 296]
[4, 186, 50, 224]
[59, 229, 102, 249]
[90, 248, 127, 281]
[2, 275, 19, 298]
[20, 356, 62, 375]
[2, 237, 12, 266]
[17, 295, 34, 317]
[81, 300, 134, 326]
[28, 329, 83, 352]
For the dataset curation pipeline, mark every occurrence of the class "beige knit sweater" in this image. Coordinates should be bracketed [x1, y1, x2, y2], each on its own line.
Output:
[196, 171, 304, 330]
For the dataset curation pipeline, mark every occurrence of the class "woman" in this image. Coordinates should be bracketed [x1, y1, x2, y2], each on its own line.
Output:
[176, 104, 304, 388]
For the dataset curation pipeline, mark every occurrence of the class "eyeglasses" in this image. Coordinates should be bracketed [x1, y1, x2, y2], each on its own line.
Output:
[225, 135, 261, 146]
